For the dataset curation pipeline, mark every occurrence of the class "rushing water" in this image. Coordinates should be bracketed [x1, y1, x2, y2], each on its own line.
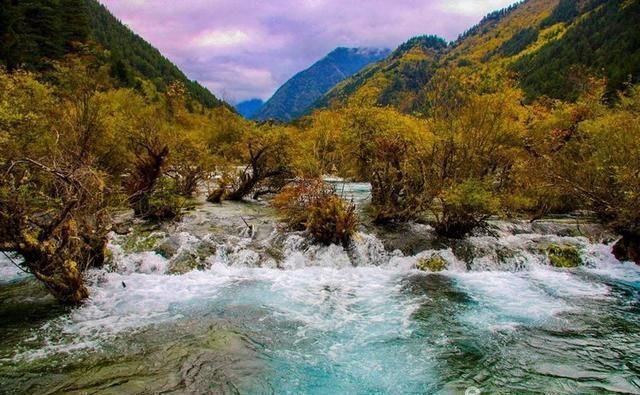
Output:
[1, 186, 639, 394]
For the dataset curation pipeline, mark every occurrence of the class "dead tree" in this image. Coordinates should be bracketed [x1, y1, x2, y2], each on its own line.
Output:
[227, 143, 291, 201]
[127, 143, 170, 216]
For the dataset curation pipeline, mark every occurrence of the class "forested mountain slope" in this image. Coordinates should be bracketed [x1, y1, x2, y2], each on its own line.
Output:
[0, 0, 224, 108]
[314, 0, 640, 113]
[312, 36, 448, 113]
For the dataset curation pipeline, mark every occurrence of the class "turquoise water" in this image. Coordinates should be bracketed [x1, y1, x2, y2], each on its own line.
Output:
[1, 206, 640, 394]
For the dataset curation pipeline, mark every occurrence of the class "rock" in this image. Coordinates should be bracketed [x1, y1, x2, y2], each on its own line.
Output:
[547, 244, 582, 268]
[195, 242, 216, 260]
[495, 247, 516, 263]
[168, 252, 201, 275]
[416, 255, 448, 272]
[111, 211, 135, 235]
[451, 240, 477, 266]
[154, 238, 181, 259]
[120, 225, 165, 253]
[613, 234, 640, 264]
[167, 241, 216, 274]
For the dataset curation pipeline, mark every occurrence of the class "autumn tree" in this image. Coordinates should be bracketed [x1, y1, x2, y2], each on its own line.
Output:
[0, 68, 112, 304]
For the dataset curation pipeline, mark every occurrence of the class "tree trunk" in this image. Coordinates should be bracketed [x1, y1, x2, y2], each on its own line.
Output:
[31, 258, 89, 305]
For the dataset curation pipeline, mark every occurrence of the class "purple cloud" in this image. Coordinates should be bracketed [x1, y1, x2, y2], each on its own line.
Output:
[99, 0, 516, 103]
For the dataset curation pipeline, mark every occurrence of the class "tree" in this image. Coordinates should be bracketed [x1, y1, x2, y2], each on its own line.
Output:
[224, 125, 294, 201]
[0, 68, 111, 304]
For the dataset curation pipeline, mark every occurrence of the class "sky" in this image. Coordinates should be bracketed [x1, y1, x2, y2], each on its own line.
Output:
[99, 0, 516, 103]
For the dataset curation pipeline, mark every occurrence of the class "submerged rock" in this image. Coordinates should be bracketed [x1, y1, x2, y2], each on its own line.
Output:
[546, 244, 582, 268]
[167, 242, 216, 274]
[155, 237, 181, 259]
[416, 255, 448, 272]
[168, 253, 201, 274]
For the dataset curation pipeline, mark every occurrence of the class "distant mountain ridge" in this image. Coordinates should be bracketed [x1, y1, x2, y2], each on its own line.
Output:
[235, 99, 264, 118]
[254, 47, 391, 121]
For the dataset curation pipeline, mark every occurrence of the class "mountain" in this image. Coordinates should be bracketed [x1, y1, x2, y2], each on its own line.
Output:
[254, 47, 391, 121]
[313, 35, 448, 113]
[0, 0, 224, 108]
[314, 0, 640, 113]
[235, 99, 264, 119]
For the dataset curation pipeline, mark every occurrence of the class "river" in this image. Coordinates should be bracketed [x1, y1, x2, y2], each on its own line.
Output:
[0, 184, 639, 394]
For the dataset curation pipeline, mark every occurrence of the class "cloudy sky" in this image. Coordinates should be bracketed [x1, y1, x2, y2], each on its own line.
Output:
[99, 0, 515, 103]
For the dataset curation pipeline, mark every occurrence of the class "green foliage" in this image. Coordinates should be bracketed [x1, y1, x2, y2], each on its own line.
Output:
[540, 0, 579, 27]
[0, 0, 90, 70]
[513, 0, 640, 101]
[85, 0, 223, 108]
[0, 54, 243, 302]
[0, 68, 112, 304]
[338, 106, 428, 223]
[496, 28, 539, 58]
[314, 36, 447, 113]
[460, 2, 523, 39]
[434, 180, 500, 238]
[0, 0, 224, 108]
[521, 84, 640, 260]
[549, 85, 640, 237]
[391, 36, 448, 59]
[223, 125, 294, 201]
[315, 0, 639, 114]
[143, 177, 187, 222]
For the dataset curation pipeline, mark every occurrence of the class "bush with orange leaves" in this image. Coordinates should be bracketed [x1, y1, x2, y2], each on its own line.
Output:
[273, 179, 358, 246]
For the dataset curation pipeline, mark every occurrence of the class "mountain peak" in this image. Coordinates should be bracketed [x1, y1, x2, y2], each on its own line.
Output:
[253, 46, 390, 122]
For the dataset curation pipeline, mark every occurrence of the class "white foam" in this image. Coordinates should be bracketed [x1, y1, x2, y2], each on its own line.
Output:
[450, 271, 571, 330]
[0, 253, 28, 283]
[11, 216, 640, 364]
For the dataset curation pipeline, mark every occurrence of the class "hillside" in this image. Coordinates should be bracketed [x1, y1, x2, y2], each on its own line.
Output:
[313, 36, 447, 113]
[255, 47, 390, 121]
[0, 0, 224, 108]
[314, 0, 640, 113]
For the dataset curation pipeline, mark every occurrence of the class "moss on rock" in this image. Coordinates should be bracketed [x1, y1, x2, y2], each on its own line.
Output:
[547, 244, 582, 268]
[121, 226, 165, 254]
[416, 255, 448, 272]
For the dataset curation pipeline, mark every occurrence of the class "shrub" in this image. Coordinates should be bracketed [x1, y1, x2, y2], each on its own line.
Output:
[273, 179, 358, 246]
[143, 177, 186, 222]
[0, 161, 112, 304]
[432, 180, 500, 238]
